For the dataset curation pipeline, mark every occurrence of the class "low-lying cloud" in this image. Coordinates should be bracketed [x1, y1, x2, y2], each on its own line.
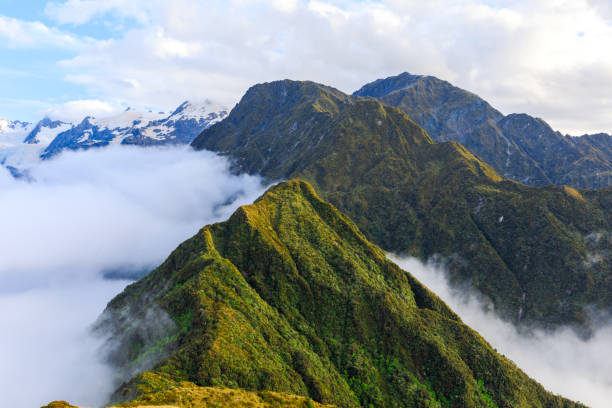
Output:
[0, 279, 129, 407]
[0, 145, 266, 290]
[391, 255, 612, 408]
[0, 145, 267, 407]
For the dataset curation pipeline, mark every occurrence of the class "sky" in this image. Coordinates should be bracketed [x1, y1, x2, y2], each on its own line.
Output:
[0, 0, 611, 133]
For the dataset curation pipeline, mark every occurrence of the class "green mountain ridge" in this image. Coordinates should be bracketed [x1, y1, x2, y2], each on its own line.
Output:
[44, 380, 334, 408]
[354, 72, 612, 189]
[81, 180, 582, 408]
[192, 79, 612, 329]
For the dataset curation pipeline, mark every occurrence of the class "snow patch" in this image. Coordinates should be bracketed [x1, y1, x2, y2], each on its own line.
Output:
[91, 110, 165, 130]
[33, 122, 72, 145]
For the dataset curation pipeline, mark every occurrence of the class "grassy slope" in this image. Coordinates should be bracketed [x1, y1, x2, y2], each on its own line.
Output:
[43, 376, 333, 408]
[192, 80, 612, 328]
[95, 180, 582, 408]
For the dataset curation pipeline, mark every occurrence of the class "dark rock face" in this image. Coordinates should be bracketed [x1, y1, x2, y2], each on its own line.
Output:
[41, 117, 116, 159]
[24, 118, 71, 145]
[355, 73, 612, 189]
[192, 79, 612, 329]
[3, 165, 32, 181]
[353, 72, 425, 98]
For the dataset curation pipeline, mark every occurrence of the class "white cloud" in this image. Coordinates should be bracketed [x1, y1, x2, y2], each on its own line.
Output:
[587, 0, 612, 20]
[45, 0, 155, 25]
[0, 15, 87, 49]
[0, 279, 128, 408]
[152, 27, 203, 59]
[391, 255, 612, 408]
[269, 0, 300, 13]
[0, 146, 267, 407]
[41, 0, 612, 134]
[0, 147, 267, 276]
[0, 146, 266, 286]
[41, 99, 121, 122]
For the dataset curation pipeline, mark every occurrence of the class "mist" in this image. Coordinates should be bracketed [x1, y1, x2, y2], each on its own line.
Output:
[0, 145, 267, 408]
[391, 255, 612, 408]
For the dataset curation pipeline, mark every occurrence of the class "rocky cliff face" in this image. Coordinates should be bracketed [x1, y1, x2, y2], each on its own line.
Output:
[355, 72, 612, 189]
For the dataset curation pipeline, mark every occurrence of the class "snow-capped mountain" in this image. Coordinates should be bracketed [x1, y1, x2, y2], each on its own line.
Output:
[0, 119, 32, 145]
[0, 119, 36, 172]
[41, 100, 227, 159]
[0, 100, 228, 175]
[24, 118, 72, 146]
[1, 117, 76, 173]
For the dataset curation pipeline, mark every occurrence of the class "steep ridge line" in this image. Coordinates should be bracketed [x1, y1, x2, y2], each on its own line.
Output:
[83, 180, 584, 408]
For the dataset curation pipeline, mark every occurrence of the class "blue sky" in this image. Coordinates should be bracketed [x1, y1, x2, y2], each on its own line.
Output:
[0, 0, 611, 134]
[0, 2, 77, 121]
[0, 0, 142, 121]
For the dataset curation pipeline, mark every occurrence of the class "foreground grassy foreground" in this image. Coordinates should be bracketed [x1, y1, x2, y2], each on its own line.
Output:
[44, 374, 332, 408]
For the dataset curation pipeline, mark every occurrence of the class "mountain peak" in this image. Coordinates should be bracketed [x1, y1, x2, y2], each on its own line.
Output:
[239, 79, 351, 114]
[353, 72, 431, 98]
[94, 178, 582, 408]
[167, 99, 227, 121]
[23, 118, 72, 145]
[192, 77, 612, 330]
[192, 78, 435, 178]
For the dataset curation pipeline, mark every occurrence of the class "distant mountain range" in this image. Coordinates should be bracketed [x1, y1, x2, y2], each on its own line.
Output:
[4, 74, 611, 190]
[192, 79, 612, 330]
[4, 76, 611, 329]
[0, 118, 30, 134]
[355, 72, 612, 189]
[0, 100, 227, 173]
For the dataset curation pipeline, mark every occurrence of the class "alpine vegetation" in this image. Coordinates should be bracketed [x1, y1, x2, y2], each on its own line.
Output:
[3, 2, 612, 408]
[69, 180, 582, 408]
[192, 79, 612, 330]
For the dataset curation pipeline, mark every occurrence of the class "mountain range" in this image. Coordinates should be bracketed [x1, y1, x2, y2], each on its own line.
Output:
[35, 72, 612, 407]
[49, 180, 583, 407]
[192, 79, 612, 330]
[0, 100, 227, 173]
[354, 73, 612, 189]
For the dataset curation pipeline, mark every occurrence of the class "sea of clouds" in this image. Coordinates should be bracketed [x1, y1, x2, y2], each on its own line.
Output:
[392, 255, 612, 408]
[0, 145, 267, 407]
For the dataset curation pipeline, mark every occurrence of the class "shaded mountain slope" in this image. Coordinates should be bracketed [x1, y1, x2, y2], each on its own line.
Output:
[94, 180, 581, 408]
[192, 80, 612, 328]
[354, 72, 612, 189]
